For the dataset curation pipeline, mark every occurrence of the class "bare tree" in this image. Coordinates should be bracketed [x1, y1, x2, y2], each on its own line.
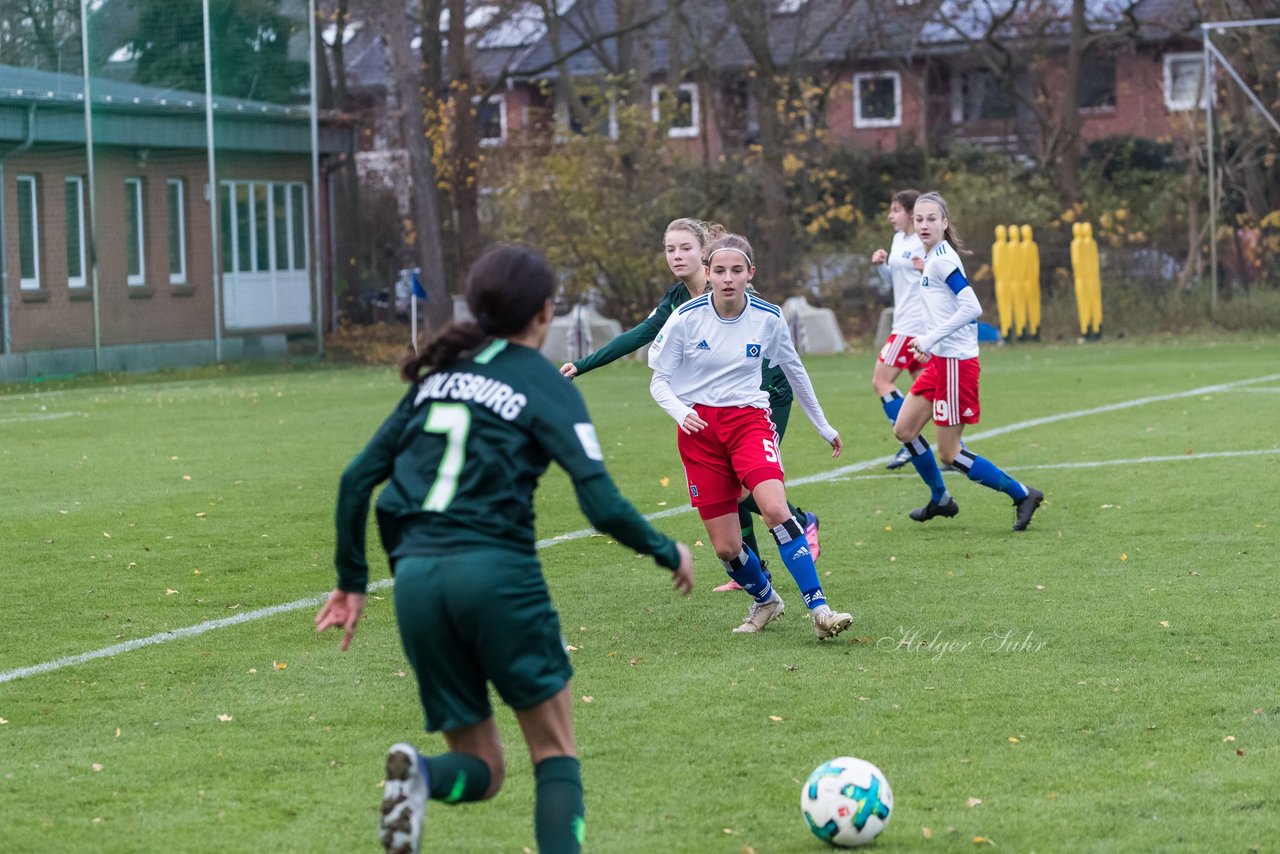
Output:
[360, 0, 451, 330]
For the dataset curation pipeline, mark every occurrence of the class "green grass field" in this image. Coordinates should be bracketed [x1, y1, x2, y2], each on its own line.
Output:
[2, 335, 1278, 853]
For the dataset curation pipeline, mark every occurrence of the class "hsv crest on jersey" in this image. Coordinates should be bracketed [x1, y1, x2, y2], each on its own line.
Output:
[695, 339, 711, 351]
[746, 343, 762, 358]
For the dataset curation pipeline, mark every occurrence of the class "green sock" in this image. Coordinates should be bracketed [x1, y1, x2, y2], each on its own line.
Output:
[737, 501, 759, 556]
[422, 752, 491, 803]
[535, 756, 585, 854]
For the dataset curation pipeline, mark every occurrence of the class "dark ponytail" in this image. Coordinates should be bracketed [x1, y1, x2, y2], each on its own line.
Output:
[400, 245, 555, 382]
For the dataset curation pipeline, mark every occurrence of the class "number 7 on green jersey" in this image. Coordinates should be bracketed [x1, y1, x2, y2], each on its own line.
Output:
[422, 403, 471, 512]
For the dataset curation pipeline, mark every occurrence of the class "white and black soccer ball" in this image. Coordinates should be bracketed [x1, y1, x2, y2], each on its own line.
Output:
[800, 756, 893, 847]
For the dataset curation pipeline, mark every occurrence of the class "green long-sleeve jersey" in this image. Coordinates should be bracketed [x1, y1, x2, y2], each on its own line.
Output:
[334, 338, 681, 593]
[572, 281, 794, 408]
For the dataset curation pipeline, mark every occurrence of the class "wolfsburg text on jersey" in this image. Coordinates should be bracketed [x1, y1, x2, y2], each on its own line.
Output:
[415, 371, 528, 420]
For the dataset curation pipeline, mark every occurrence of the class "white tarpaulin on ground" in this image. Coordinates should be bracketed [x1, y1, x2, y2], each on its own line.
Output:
[540, 305, 624, 363]
[782, 297, 846, 354]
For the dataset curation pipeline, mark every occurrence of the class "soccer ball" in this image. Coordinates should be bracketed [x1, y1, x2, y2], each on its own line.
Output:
[801, 756, 893, 847]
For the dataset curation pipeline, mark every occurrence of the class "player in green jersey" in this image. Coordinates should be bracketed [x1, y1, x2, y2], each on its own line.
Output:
[560, 217, 822, 589]
[316, 245, 694, 854]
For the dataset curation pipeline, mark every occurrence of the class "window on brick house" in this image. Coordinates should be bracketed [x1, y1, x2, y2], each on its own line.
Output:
[652, 83, 699, 138]
[17, 175, 40, 290]
[1078, 53, 1117, 110]
[66, 177, 87, 288]
[167, 179, 187, 285]
[124, 177, 146, 286]
[1164, 53, 1207, 111]
[854, 71, 902, 128]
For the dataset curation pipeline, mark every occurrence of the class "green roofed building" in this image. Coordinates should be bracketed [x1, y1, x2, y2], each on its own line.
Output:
[0, 64, 353, 379]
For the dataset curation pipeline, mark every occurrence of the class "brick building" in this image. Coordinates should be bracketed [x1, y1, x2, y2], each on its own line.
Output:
[0, 65, 352, 380]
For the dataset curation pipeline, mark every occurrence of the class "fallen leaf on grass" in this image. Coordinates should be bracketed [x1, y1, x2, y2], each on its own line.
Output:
[768, 715, 783, 722]
[884, 525, 893, 532]
[114, 727, 121, 738]
[92, 763, 104, 772]
[1100, 504, 1119, 509]
[1120, 553, 1129, 561]
[1159, 621, 1170, 629]
[0, 717, 9, 725]
[1223, 735, 1237, 742]
[196, 512, 207, 518]
[921, 827, 933, 840]
[217, 714, 233, 722]
[967, 797, 983, 808]
[165, 588, 178, 595]
[660, 477, 670, 487]
[1237, 749, 1245, 757]
[783, 664, 799, 671]
[103, 532, 111, 539]
[581, 696, 594, 703]
[565, 645, 579, 652]
[1007, 737, 1020, 744]
[182, 475, 192, 481]
[274, 661, 287, 670]
[973, 836, 996, 845]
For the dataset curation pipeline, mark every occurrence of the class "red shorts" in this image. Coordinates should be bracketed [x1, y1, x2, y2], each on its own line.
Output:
[878, 333, 926, 374]
[677, 405, 784, 520]
[909, 356, 981, 426]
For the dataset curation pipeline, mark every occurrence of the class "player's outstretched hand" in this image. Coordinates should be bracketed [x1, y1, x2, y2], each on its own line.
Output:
[829, 433, 843, 458]
[315, 589, 367, 651]
[871, 248, 888, 265]
[912, 256, 925, 272]
[680, 412, 708, 435]
[671, 542, 694, 595]
[560, 363, 578, 379]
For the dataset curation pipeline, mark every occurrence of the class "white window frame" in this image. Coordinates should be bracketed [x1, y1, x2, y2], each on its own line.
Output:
[475, 95, 508, 146]
[651, 83, 700, 138]
[220, 179, 309, 274]
[166, 178, 187, 285]
[125, 177, 146, 286]
[1163, 52, 1208, 111]
[65, 177, 87, 288]
[16, 175, 40, 290]
[853, 71, 902, 128]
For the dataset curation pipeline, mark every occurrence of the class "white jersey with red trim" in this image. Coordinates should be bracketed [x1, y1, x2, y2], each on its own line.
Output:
[648, 293, 837, 442]
[917, 241, 981, 359]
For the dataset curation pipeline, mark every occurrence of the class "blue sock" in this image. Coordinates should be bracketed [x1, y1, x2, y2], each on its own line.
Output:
[905, 436, 950, 505]
[771, 519, 826, 610]
[880, 390, 904, 425]
[951, 448, 1028, 500]
[721, 546, 773, 603]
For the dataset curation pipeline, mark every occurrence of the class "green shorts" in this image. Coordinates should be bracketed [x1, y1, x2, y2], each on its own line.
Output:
[392, 548, 572, 733]
[769, 402, 792, 442]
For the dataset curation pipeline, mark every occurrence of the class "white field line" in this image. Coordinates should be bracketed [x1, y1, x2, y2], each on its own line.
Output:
[3, 370, 1278, 686]
[0, 412, 83, 424]
[835, 448, 1280, 483]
